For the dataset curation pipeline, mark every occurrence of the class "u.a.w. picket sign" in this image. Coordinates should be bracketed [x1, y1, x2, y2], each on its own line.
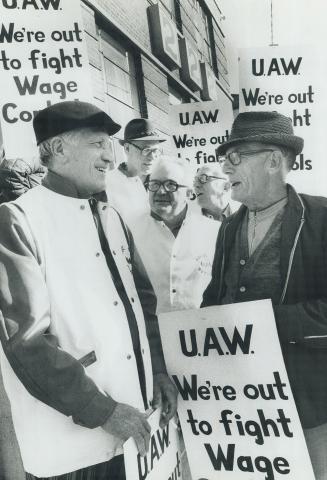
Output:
[158, 300, 315, 479]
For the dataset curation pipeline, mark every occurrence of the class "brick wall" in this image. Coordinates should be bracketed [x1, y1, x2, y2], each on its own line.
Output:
[92, 0, 151, 51]
[142, 56, 170, 136]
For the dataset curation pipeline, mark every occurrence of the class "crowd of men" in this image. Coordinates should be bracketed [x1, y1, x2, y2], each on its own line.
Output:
[0, 101, 326, 480]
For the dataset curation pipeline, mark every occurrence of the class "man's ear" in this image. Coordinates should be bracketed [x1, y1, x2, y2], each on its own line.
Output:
[267, 150, 283, 174]
[50, 137, 71, 166]
[50, 137, 65, 157]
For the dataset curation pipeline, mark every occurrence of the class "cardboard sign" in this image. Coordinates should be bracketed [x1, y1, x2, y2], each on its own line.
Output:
[239, 46, 327, 196]
[159, 300, 315, 480]
[168, 97, 234, 172]
[124, 409, 181, 480]
[0, 0, 93, 158]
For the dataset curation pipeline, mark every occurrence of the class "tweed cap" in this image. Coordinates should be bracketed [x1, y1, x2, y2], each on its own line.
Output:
[119, 118, 166, 145]
[33, 101, 121, 145]
[216, 111, 304, 156]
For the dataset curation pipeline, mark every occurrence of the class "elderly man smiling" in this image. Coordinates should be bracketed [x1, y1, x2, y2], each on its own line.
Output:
[193, 163, 232, 221]
[0, 101, 176, 480]
[132, 156, 220, 315]
[202, 110, 327, 480]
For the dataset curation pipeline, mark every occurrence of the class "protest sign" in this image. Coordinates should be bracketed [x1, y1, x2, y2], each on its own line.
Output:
[0, 0, 93, 158]
[239, 46, 326, 196]
[124, 409, 181, 480]
[168, 97, 234, 172]
[159, 300, 315, 480]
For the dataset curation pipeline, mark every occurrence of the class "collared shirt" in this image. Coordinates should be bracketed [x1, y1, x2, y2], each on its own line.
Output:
[150, 206, 187, 238]
[247, 196, 288, 256]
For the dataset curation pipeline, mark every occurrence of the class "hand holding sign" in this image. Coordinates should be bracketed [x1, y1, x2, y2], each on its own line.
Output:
[102, 403, 151, 457]
[152, 372, 178, 427]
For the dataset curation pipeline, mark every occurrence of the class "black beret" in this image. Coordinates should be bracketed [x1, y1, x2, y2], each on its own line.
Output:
[33, 101, 121, 145]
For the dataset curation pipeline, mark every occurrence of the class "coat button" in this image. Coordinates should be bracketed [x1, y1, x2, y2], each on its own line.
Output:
[240, 259, 246, 266]
[127, 354, 132, 360]
[240, 286, 246, 293]
[80, 205, 85, 210]
[112, 250, 116, 255]
[96, 252, 100, 257]
[114, 301, 118, 306]
[172, 288, 176, 293]
[131, 297, 135, 303]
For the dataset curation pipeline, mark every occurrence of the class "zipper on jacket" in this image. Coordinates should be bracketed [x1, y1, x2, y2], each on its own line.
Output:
[218, 222, 229, 301]
[279, 193, 305, 305]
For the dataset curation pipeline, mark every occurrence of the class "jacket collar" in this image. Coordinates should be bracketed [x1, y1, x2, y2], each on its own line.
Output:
[42, 170, 108, 202]
[280, 184, 305, 286]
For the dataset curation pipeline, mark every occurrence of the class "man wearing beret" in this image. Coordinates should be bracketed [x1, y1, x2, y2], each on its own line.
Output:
[0, 101, 177, 480]
[106, 118, 166, 227]
[202, 110, 327, 479]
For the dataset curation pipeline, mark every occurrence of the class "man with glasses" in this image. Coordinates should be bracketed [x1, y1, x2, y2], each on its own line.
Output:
[202, 110, 327, 480]
[0, 102, 176, 480]
[132, 156, 220, 314]
[193, 164, 232, 221]
[107, 118, 166, 226]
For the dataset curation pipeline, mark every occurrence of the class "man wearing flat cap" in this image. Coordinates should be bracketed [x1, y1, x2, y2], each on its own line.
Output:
[0, 101, 177, 480]
[107, 118, 166, 226]
[202, 110, 327, 479]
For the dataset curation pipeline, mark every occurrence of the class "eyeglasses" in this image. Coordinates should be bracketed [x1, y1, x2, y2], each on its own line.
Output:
[196, 173, 227, 184]
[147, 180, 187, 193]
[130, 143, 163, 156]
[218, 149, 275, 166]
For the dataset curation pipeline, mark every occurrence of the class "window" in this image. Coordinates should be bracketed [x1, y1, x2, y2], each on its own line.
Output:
[100, 31, 140, 111]
[195, 1, 212, 67]
[168, 83, 190, 104]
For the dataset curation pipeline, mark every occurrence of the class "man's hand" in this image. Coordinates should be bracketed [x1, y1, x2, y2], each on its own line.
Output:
[102, 403, 151, 456]
[152, 373, 178, 428]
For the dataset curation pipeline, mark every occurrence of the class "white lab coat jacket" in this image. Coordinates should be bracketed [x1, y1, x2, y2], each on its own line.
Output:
[132, 209, 220, 314]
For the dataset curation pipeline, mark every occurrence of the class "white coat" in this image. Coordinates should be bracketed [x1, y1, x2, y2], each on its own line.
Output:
[0, 186, 153, 477]
[131, 209, 220, 314]
[106, 167, 149, 227]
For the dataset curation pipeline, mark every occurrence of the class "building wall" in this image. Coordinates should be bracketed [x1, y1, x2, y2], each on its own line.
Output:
[81, 0, 232, 162]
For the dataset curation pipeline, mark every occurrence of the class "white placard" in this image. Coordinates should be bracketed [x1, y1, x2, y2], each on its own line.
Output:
[159, 300, 315, 480]
[124, 409, 181, 480]
[168, 97, 234, 172]
[0, 0, 93, 158]
[239, 46, 326, 196]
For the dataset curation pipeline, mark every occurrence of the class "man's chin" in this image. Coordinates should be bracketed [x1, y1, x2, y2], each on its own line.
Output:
[153, 205, 171, 216]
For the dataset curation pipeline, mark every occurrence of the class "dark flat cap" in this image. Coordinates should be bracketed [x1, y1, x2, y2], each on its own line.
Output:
[119, 118, 166, 145]
[33, 101, 121, 145]
[216, 111, 303, 156]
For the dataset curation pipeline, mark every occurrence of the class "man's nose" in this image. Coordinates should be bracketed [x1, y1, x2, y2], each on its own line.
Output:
[222, 160, 234, 175]
[101, 148, 114, 164]
[157, 183, 167, 193]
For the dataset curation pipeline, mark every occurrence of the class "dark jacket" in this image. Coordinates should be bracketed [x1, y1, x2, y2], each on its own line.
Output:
[0, 157, 46, 203]
[202, 184, 327, 428]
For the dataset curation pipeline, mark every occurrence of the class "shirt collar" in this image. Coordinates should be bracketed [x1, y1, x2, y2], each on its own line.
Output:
[202, 203, 231, 222]
[248, 196, 288, 221]
[42, 170, 108, 202]
[150, 206, 188, 237]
